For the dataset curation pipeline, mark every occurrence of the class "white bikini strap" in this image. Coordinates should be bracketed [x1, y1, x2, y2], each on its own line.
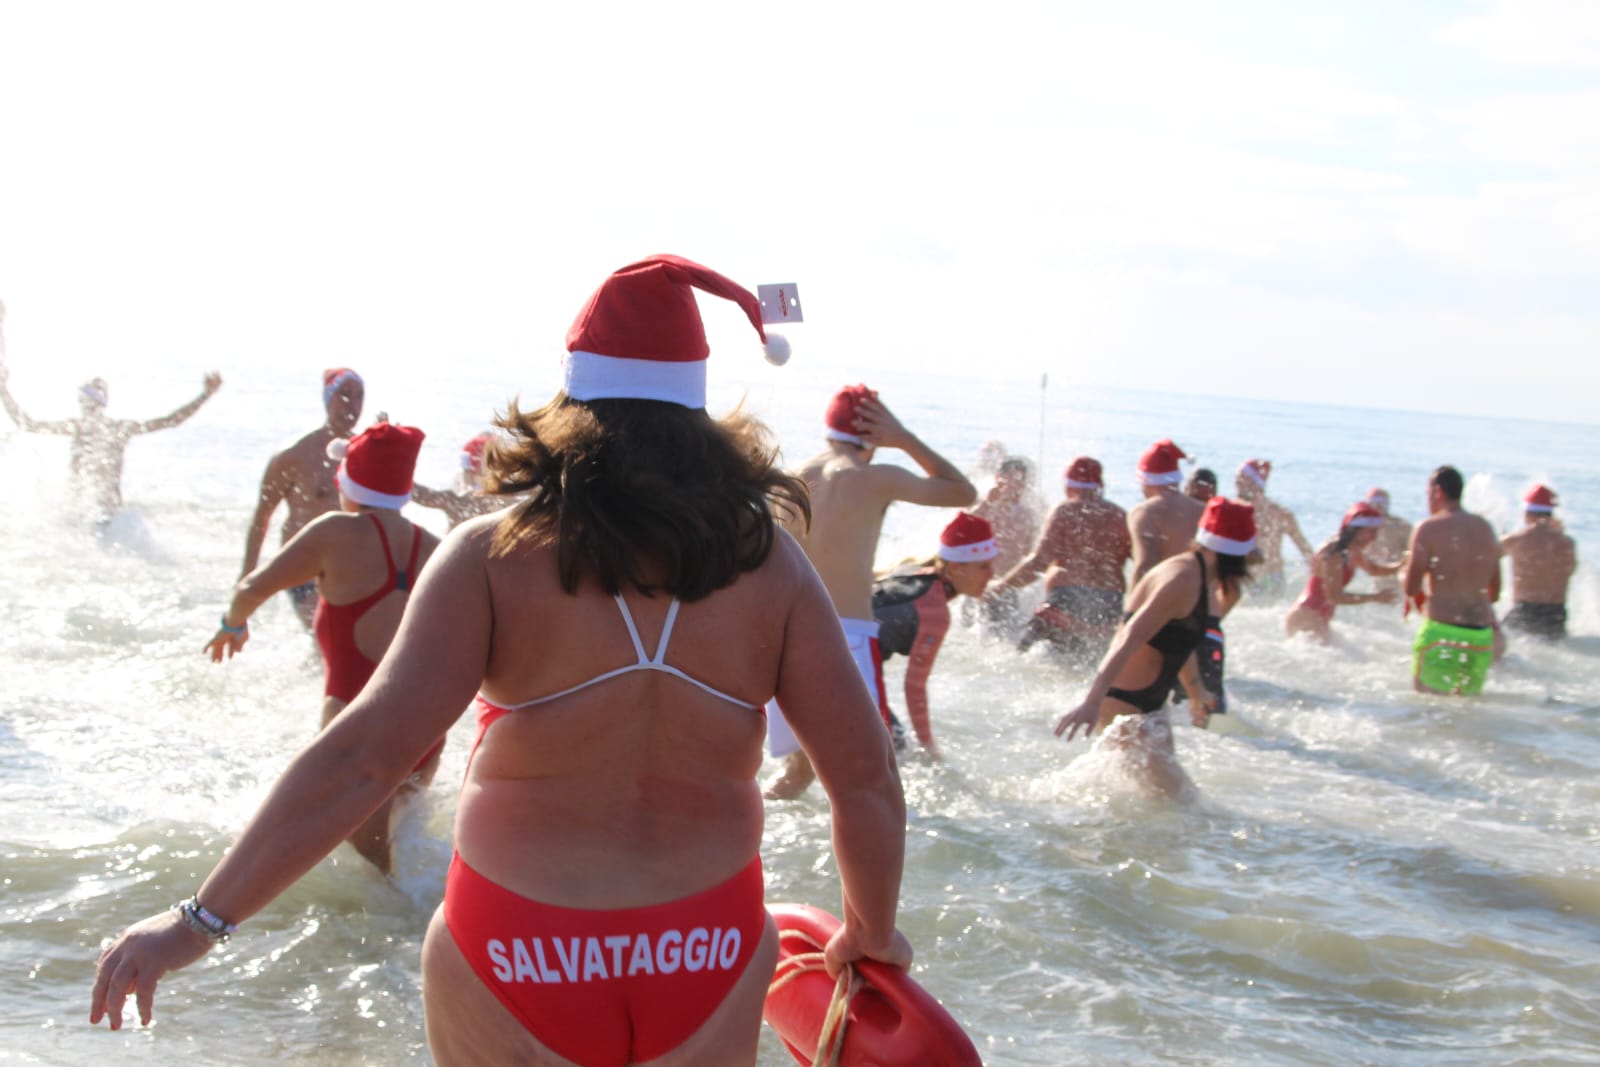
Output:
[613, 593, 650, 664]
[652, 598, 683, 665]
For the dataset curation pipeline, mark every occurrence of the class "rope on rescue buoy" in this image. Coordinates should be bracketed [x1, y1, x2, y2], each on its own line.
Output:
[767, 927, 865, 1067]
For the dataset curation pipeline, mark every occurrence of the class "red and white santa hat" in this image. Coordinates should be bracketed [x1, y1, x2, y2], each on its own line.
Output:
[1196, 496, 1257, 556]
[938, 512, 999, 563]
[322, 367, 363, 406]
[563, 254, 789, 409]
[329, 420, 425, 509]
[460, 431, 493, 473]
[1365, 487, 1391, 510]
[1238, 458, 1272, 489]
[1525, 484, 1558, 513]
[1137, 439, 1187, 486]
[825, 384, 878, 445]
[1065, 456, 1103, 491]
[1342, 501, 1385, 529]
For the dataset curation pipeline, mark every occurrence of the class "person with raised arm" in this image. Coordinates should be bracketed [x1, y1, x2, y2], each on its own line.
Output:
[91, 255, 910, 1067]
[0, 299, 221, 523]
[1234, 458, 1314, 599]
[763, 383, 977, 799]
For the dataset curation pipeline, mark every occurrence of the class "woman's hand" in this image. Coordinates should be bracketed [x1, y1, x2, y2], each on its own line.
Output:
[89, 909, 214, 1030]
[203, 621, 249, 662]
[1055, 701, 1099, 741]
[823, 922, 914, 979]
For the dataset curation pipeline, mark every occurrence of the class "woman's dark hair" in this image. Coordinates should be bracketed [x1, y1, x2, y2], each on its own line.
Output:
[1333, 525, 1361, 552]
[1213, 548, 1251, 595]
[483, 395, 810, 601]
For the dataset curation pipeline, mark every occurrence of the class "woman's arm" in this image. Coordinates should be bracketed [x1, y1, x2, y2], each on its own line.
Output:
[92, 526, 493, 1030]
[770, 537, 911, 978]
[204, 515, 333, 661]
[1330, 548, 1398, 606]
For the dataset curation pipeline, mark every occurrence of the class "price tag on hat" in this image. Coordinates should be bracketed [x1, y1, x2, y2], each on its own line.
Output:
[758, 284, 803, 325]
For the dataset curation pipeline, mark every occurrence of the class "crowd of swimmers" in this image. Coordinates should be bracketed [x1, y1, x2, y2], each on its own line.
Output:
[0, 269, 1577, 1065]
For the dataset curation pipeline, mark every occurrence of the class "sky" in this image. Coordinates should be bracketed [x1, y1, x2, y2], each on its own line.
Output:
[0, 0, 1596, 423]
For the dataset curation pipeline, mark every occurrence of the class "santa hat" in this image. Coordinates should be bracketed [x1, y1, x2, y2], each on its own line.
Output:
[825, 384, 878, 445]
[1137, 439, 1187, 486]
[1196, 496, 1257, 556]
[1065, 456, 1103, 491]
[460, 431, 493, 473]
[323, 368, 363, 406]
[1239, 458, 1272, 489]
[329, 421, 425, 509]
[80, 378, 108, 406]
[1525, 485, 1558, 514]
[563, 254, 789, 409]
[938, 513, 999, 563]
[1366, 487, 1391, 510]
[1342, 502, 1385, 529]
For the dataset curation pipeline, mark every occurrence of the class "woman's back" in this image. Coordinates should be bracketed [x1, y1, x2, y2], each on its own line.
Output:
[457, 521, 808, 909]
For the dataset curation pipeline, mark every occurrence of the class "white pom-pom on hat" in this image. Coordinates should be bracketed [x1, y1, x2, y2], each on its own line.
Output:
[763, 333, 791, 366]
[326, 438, 350, 462]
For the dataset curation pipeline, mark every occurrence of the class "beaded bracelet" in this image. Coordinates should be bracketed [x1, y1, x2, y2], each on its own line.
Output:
[218, 615, 247, 636]
[175, 896, 238, 943]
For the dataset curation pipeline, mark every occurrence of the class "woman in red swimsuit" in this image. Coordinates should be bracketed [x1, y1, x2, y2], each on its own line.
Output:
[94, 256, 911, 1066]
[202, 420, 441, 871]
[1283, 501, 1400, 642]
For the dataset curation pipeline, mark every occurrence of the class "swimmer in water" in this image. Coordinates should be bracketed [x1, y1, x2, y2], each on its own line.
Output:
[1499, 484, 1576, 642]
[1283, 501, 1401, 642]
[1404, 465, 1502, 696]
[1234, 458, 1313, 599]
[1128, 439, 1205, 585]
[873, 512, 998, 761]
[1056, 497, 1255, 797]
[206, 420, 442, 872]
[0, 299, 221, 524]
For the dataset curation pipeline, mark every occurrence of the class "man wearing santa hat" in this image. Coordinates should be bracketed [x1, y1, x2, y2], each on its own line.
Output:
[1363, 487, 1414, 599]
[1404, 465, 1503, 695]
[237, 367, 365, 629]
[1234, 458, 1314, 599]
[991, 455, 1132, 666]
[764, 382, 976, 800]
[1500, 484, 1576, 641]
[1128, 439, 1205, 584]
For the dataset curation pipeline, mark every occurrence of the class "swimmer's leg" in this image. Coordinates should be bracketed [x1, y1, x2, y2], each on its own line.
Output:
[764, 751, 817, 800]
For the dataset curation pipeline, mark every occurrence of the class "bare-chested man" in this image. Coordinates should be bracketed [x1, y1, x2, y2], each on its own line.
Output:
[239, 368, 364, 627]
[971, 455, 1044, 627]
[991, 455, 1130, 666]
[1128, 439, 1204, 584]
[764, 384, 975, 799]
[1500, 484, 1576, 642]
[0, 299, 221, 523]
[1404, 465, 1502, 695]
[1184, 467, 1218, 503]
[1233, 458, 1313, 598]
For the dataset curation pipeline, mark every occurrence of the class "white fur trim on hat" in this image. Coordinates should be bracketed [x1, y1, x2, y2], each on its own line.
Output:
[939, 539, 999, 563]
[1196, 529, 1256, 556]
[1239, 463, 1267, 489]
[337, 465, 411, 510]
[826, 428, 864, 445]
[1525, 502, 1554, 514]
[1345, 515, 1384, 528]
[1138, 470, 1183, 486]
[1065, 478, 1101, 490]
[564, 350, 707, 408]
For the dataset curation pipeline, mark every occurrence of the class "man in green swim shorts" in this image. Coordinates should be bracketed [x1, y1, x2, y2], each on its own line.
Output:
[1403, 466, 1502, 695]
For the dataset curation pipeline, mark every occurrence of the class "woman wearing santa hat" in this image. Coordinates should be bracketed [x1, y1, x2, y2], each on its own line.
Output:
[872, 512, 999, 760]
[1055, 496, 1257, 796]
[94, 255, 911, 1066]
[1283, 502, 1402, 642]
[201, 419, 442, 872]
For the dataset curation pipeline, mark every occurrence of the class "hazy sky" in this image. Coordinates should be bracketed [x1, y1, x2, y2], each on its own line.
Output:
[1, 1, 1596, 422]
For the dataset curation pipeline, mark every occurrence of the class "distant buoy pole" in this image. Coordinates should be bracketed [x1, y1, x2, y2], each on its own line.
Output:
[1038, 372, 1048, 477]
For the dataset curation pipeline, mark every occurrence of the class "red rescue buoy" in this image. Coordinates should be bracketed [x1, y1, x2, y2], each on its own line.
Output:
[764, 902, 983, 1066]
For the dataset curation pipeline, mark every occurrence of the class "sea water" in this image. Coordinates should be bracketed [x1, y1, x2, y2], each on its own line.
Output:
[2, 357, 1598, 1065]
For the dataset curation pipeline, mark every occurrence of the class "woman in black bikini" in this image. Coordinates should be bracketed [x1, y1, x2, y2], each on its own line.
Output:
[1054, 497, 1256, 795]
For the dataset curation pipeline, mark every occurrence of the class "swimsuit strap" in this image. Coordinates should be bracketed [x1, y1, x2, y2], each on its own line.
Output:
[399, 522, 422, 592]
[613, 593, 653, 664]
[369, 513, 399, 575]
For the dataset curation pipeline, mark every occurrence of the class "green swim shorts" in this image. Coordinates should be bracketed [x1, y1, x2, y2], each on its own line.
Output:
[1412, 618, 1494, 695]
